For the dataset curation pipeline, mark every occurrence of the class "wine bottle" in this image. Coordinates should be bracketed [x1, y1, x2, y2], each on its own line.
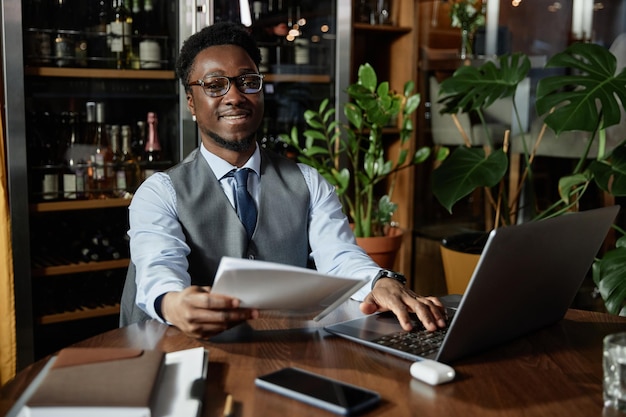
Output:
[131, 0, 144, 34]
[252, 1, 264, 20]
[62, 111, 87, 199]
[108, 0, 133, 69]
[80, 230, 106, 262]
[294, 37, 310, 65]
[120, 124, 141, 195]
[132, 120, 146, 161]
[25, 0, 52, 66]
[91, 102, 113, 197]
[138, 0, 162, 69]
[39, 113, 61, 201]
[83, 101, 97, 196]
[86, 0, 109, 68]
[72, 0, 89, 67]
[130, 0, 143, 69]
[52, 0, 75, 67]
[143, 111, 162, 178]
[109, 124, 126, 196]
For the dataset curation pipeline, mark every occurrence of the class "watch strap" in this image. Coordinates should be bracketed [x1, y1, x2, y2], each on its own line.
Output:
[371, 269, 406, 290]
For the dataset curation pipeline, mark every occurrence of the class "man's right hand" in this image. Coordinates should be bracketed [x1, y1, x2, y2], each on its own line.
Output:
[161, 286, 259, 339]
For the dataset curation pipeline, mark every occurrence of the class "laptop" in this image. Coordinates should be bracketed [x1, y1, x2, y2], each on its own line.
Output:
[324, 205, 619, 364]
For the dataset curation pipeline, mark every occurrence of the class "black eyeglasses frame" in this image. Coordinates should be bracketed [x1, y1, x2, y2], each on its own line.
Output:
[188, 74, 264, 97]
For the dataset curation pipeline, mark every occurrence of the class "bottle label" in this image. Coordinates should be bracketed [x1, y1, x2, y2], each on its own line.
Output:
[294, 38, 310, 65]
[63, 173, 77, 199]
[123, 22, 132, 47]
[105, 161, 115, 180]
[116, 170, 127, 192]
[42, 173, 58, 200]
[109, 22, 125, 53]
[54, 35, 74, 67]
[139, 40, 162, 69]
[258, 46, 270, 72]
[94, 153, 105, 180]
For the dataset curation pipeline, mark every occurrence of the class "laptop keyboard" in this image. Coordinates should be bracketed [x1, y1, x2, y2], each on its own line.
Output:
[372, 326, 448, 357]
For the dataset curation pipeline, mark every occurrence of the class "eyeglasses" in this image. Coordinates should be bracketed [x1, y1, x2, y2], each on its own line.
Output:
[188, 74, 264, 97]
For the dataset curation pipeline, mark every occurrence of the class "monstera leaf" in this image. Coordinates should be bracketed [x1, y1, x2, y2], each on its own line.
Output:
[593, 236, 626, 316]
[432, 147, 508, 213]
[536, 42, 626, 135]
[590, 145, 626, 197]
[432, 54, 528, 215]
[438, 53, 531, 114]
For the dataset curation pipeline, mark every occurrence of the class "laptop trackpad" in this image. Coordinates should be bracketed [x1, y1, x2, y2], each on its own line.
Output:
[326, 312, 410, 341]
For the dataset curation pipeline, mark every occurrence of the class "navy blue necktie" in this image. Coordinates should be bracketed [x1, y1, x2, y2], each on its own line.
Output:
[232, 168, 257, 239]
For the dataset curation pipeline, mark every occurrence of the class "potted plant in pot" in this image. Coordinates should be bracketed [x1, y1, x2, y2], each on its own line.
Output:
[431, 42, 626, 315]
[281, 63, 432, 269]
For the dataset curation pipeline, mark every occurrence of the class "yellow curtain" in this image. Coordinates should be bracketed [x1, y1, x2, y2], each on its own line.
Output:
[0, 108, 16, 385]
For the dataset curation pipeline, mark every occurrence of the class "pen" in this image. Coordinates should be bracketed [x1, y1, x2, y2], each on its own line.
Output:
[223, 394, 234, 417]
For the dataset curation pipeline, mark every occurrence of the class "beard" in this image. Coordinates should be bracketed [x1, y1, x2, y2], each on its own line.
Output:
[207, 129, 257, 152]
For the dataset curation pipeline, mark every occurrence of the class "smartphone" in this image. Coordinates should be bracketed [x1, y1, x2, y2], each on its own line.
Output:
[255, 367, 380, 416]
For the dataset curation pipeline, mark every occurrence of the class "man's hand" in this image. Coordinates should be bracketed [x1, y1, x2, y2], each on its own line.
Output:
[161, 285, 259, 339]
[359, 278, 447, 332]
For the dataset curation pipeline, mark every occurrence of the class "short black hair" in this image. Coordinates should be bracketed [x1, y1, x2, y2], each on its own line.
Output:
[175, 22, 262, 92]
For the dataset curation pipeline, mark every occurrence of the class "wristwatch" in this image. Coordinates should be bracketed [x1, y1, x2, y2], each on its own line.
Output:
[371, 269, 407, 290]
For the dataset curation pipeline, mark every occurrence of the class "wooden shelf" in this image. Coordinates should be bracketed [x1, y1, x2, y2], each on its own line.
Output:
[24, 67, 332, 84]
[382, 127, 401, 135]
[32, 259, 130, 277]
[38, 304, 120, 325]
[24, 66, 175, 79]
[264, 73, 332, 83]
[353, 23, 412, 35]
[31, 198, 131, 213]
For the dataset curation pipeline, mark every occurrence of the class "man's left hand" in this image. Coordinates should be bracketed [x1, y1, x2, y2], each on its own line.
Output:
[359, 278, 447, 332]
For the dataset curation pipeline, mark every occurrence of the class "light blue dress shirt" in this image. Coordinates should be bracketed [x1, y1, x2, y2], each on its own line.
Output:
[128, 143, 381, 321]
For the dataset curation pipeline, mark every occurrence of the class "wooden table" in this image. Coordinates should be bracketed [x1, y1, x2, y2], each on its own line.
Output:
[2, 301, 625, 417]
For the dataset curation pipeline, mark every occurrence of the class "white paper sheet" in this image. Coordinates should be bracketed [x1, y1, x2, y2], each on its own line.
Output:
[212, 257, 368, 321]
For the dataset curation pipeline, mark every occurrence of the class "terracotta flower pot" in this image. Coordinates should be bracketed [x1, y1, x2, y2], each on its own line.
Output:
[355, 227, 404, 270]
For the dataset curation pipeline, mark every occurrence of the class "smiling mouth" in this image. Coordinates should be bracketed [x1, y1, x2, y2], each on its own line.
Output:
[219, 108, 251, 120]
[220, 114, 248, 121]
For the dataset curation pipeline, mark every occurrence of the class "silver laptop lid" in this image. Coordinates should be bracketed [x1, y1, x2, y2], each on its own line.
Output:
[436, 205, 619, 363]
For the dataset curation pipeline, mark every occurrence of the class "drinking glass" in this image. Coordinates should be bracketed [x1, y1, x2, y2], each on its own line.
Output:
[604, 332, 626, 412]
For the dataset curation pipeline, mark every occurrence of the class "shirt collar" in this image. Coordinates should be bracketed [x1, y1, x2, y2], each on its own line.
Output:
[200, 143, 261, 180]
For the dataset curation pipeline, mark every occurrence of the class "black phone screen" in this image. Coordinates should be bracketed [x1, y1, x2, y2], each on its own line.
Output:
[255, 367, 380, 415]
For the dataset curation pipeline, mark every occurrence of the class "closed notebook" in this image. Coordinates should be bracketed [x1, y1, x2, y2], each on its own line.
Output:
[23, 347, 165, 417]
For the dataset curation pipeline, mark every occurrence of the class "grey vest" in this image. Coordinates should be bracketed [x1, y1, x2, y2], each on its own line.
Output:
[120, 148, 310, 326]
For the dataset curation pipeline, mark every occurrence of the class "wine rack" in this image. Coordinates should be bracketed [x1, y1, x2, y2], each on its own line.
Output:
[30, 198, 131, 325]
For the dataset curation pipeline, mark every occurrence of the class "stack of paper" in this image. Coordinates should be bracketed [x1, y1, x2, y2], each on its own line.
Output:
[213, 256, 369, 321]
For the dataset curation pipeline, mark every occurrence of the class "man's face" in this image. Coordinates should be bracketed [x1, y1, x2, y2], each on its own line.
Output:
[186, 44, 264, 154]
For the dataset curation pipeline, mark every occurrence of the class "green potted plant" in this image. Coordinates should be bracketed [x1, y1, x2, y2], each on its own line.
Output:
[281, 63, 431, 267]
[431, 42, 626, 315]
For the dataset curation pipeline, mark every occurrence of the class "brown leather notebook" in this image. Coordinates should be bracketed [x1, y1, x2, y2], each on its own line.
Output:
[24, 347, 165, 417]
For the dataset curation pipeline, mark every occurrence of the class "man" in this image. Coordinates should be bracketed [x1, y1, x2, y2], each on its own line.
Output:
[120, 21, 446, 339]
